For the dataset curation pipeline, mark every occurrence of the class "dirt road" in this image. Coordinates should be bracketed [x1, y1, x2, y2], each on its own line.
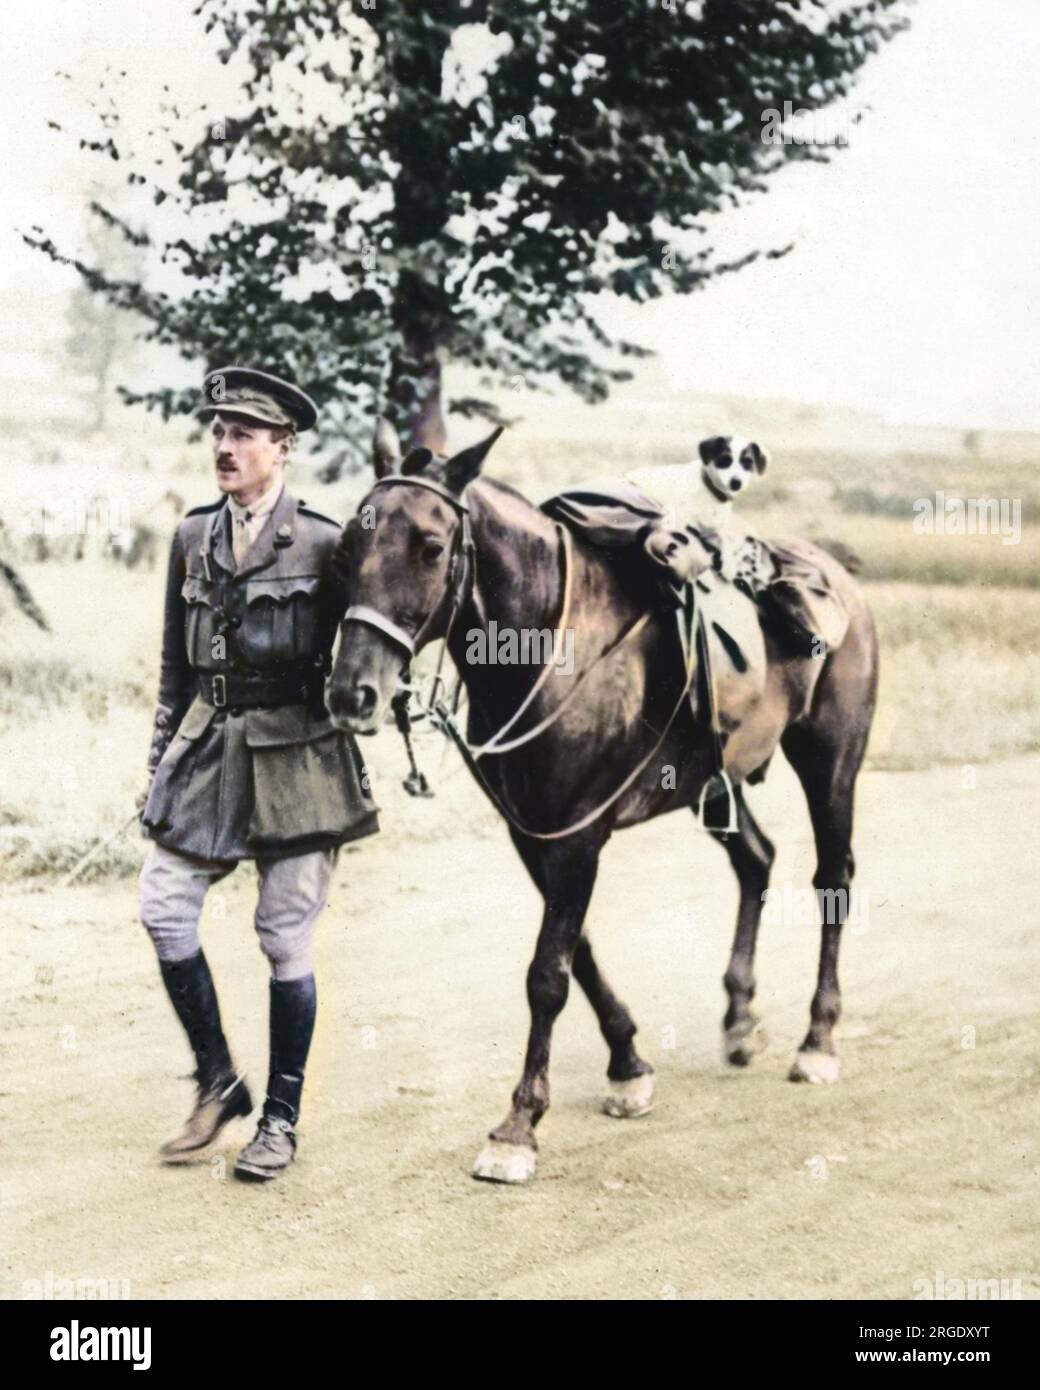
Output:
[3, 745, 1037, 1300]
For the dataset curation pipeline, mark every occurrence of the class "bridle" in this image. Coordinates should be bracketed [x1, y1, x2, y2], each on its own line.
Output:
[342, 473, 580, 739]
[342, 474, 477, 668]
[338, 474, 731, 839]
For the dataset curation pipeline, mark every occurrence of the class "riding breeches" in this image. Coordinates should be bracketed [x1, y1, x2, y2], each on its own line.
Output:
[138, 841, 337, 982]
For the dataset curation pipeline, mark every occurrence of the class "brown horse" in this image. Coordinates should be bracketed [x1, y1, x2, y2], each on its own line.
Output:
[327, 427, 879, 1184]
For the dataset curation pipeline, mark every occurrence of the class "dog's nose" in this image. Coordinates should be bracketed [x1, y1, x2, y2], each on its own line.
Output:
[729, 478, 742, 491]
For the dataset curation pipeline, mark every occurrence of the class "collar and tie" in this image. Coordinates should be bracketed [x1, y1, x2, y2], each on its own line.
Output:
[227, 478, 284, 567]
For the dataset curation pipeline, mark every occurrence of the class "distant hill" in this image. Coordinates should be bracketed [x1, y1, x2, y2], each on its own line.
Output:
[454, 361, 1040, 465]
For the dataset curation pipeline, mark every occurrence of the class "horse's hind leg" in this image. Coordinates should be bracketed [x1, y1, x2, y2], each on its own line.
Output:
[781, 719, 869, 1085]
[705, 788, 775, 1066]
[472, 834, 602, 1184]
[504, 828, 653, 1122]
[779, 599, 878, 1083]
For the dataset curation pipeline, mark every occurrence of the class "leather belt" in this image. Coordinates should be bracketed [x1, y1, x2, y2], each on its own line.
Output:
[199, 671, 322, 712]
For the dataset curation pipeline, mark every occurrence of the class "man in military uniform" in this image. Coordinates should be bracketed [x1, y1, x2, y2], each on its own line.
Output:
[139, 367, 378, 1181]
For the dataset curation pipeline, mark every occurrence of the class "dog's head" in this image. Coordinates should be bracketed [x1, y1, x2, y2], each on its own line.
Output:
[698, 435, 768, 500]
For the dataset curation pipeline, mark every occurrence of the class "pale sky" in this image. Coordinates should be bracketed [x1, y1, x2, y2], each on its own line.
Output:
[1, 0, 1037, 431]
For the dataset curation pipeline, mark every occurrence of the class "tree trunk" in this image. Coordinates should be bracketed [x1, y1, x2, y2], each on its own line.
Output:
[386, 266, 450, 454]
[385, 339, 447, 456]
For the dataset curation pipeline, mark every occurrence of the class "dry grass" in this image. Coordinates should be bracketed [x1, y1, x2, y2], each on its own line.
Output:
[1, 430, 1037, 877]
[867, 583, 1040, 770]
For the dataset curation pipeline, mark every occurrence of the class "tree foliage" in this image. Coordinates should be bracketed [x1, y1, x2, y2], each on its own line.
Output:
[27, 0, 908, 468]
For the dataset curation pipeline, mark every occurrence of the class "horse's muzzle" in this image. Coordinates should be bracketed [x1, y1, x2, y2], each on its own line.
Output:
[327, 680, 381, 733]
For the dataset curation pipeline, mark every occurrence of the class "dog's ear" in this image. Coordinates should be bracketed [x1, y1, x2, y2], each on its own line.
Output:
[698, 436, 727, 465]
[745, 442, 768, 475]
[373, 417, 402, 479]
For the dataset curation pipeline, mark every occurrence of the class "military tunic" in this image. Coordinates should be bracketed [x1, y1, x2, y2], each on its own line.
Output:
[142, 486, 378, 861]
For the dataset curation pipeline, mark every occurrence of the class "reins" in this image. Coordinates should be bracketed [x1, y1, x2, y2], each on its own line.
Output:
[430, 598, 699, 841]
[340, 475, 717, 840]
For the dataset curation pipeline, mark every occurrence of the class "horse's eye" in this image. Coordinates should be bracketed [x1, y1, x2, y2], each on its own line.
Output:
[421, 539, 446, 564]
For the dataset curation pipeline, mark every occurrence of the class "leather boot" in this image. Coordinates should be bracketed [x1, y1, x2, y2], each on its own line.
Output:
[235, 975, 316, 1182]
[157, 952, 252, 1162]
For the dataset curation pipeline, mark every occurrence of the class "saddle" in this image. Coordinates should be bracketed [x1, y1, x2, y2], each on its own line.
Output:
[541, 479, 670, 547]
[542, 484, 852, 831]
[541, 483, 851, 661]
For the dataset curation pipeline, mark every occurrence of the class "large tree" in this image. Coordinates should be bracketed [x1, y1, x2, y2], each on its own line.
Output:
[28, 0, 907, 469]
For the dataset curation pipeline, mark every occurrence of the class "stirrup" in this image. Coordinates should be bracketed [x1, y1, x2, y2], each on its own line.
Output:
[700, 769, 739, 836]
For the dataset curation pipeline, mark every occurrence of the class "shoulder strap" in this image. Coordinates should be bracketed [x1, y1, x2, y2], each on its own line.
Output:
[297, 501, 342, 528]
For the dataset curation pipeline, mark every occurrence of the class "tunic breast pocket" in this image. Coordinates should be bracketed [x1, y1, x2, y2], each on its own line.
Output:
[181, 574, 221, 667]
[241, 575, 322, 666]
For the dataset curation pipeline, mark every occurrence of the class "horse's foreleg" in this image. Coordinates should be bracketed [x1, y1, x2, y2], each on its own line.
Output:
[572, 937, 655, 1118]
[507, 827, 651, 1117]
[472, 839, 600, 1184]
[707, 789, 775, 1067]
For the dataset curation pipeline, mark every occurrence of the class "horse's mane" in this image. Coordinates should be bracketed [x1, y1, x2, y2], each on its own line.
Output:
[466, 474, 662, 626]
[467, 474, 557, 535]
[469, 474, 537, 508]
[463, 476, 563, 620]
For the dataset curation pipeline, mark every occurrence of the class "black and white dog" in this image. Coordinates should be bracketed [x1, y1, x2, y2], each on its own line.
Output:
[627, 434, 768, 575]
[697, 435, 768, 515]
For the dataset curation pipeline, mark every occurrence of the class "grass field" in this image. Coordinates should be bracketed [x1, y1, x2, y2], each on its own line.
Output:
[0, 424, 1037, 880]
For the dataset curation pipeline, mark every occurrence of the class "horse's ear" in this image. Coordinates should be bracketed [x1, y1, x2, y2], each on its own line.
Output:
[401, 447, 434, 476]
[443, 426, 504, 495]
[373, 416, 402, 479]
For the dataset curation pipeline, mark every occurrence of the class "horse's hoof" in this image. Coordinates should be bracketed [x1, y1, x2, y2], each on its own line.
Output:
[472, 1140, 537, 1184]
[602, 1073, 655, 1119]
[788, 1050, 841, 1084]
[723, 1020, 768, 1067]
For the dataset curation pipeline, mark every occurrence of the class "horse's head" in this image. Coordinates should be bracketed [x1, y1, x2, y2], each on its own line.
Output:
[327, 418, 503, 734]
